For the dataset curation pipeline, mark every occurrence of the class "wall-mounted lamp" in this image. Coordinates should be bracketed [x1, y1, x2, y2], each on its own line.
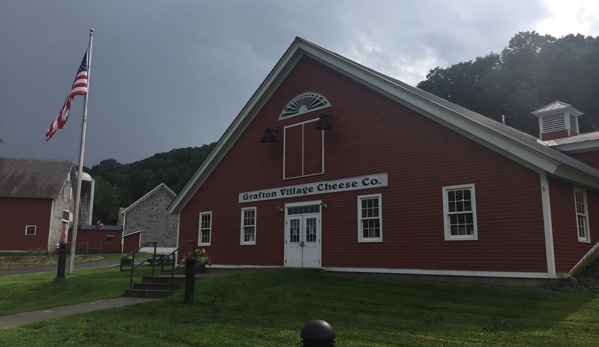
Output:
[314, 114, 333, 131]
[320, 202, 327, 209]
[261, 128, 279, 143]
[277, 206, 284, 212]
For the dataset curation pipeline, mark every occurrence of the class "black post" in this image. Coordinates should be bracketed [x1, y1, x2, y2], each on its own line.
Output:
[184, 255, 196, 303]
[301, 320, 335, 347]
[55, 242, 67, 282]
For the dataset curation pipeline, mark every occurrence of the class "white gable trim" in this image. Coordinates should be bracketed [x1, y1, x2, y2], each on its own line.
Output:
[168, 38, 599, 214]
[122, 183, 176, 215]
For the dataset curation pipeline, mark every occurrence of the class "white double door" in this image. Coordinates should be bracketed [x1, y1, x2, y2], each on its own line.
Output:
[284, 212, 321, 268]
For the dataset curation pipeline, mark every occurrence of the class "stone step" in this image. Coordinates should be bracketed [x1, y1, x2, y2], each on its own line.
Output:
[123, 289, 176, 298]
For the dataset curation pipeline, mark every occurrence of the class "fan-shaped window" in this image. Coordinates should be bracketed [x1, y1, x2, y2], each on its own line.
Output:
[279, 92, 330, 120]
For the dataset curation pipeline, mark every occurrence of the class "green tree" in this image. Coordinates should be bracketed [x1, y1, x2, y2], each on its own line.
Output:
[92, 176, 121, 225]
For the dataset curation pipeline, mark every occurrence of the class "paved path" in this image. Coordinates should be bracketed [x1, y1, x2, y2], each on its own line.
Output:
[0, 297, 156, 329]
[0, 260, 120, 277]
[0, 267, 277, 329]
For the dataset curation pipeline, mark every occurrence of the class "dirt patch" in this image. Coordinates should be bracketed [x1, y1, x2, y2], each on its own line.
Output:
[0, 254, 105, 269]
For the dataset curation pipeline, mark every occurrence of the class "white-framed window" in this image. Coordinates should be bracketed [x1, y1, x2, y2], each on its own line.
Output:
[240, 207, 257, 245]
[198, 212, 212, 246]
[25, 225, 36, 235]
[443, 184, 478, 240]
[574, 187, 590, 243]
[358, 194, 382, 242]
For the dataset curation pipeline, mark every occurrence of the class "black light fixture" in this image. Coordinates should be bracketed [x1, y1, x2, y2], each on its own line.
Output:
[261, 128, 279, 143]
[314, 114, 333, 130]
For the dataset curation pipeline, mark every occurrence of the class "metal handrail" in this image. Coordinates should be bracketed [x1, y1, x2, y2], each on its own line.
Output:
[120, 241, 157, 289]
[159, 240, 196, 290]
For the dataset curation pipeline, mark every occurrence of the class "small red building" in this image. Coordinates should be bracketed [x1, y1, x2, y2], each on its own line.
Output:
[0, 158, 76, 253]
[168, 38, 599, 280]
[70, 225, 123, 253]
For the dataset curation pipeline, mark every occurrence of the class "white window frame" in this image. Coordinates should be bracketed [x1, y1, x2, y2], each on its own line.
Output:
[240, 207, 257, 245]
[443, 184, 478, 241]
[283, 118, 325, 180]
[25, 225, 36, 236]
[357, 194, 383, 242]
[198, 212, 212, 246]
[574, 187, 591, 243]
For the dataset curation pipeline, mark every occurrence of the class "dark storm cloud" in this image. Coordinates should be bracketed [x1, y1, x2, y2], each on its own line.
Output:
[0, 0, 591, 167]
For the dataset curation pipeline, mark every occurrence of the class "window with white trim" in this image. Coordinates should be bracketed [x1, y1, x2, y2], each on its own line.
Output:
[241, 207, 256, 245]
[199, 212, 212, 246]
[574, 187, 590, 243]
[284, 120, 324, 179]
[443, 184, 478, 240]
[25, 225, 36, 235]
[358, 194, 382, 242]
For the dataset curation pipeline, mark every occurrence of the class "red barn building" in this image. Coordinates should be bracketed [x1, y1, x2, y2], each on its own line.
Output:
[0, 158, 76, 253]
[168, 38, 599, 281]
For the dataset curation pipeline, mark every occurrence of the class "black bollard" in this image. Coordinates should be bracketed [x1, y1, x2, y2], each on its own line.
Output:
[301, 319, 336, 347]
[55, 242, 67, 282]
[184, 255, 196, 303]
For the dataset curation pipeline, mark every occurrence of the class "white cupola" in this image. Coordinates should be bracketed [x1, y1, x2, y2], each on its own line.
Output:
[531, 101, 583, 140]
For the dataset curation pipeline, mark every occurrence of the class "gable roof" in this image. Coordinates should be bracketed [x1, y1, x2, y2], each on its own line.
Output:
[532, 101, 583, 117]
[121, 182, 176, 215]
[0, 157, 75, 199]
[168, 37, 599, 213]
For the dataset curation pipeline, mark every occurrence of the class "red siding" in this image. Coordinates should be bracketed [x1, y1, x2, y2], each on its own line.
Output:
[0, 198, 52, 252]
[541, 130, 574, 140]
[71, 229, 123, 253]
[549, 178, 599, 273]
[180, 56, 547, 273]
[123, 232, 141, 254]
[570, 151, 599, 170]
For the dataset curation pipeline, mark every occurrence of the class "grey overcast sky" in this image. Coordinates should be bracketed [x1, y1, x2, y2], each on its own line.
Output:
[1, 0, 599, 167]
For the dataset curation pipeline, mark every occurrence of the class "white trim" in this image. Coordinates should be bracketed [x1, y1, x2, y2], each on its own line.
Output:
[442, 184, 478, 241]
[198, 211, 212, 246]
[121, 229, 143, 238]
[278, 92, 331, 120]
[122, 183, 176, 215]
[323, 267, 555, 279]
[174, 213, 180, 258]
[540, 172, 556, 278]
[47, 199, 55, 250]
[240, 207, 257, 245]
[357, 194, 382, 242]
[569, 240, 599, 275]
[574, 186, 591, 243]
[25, 225, 36, 236]
[283, 118, 324, 180]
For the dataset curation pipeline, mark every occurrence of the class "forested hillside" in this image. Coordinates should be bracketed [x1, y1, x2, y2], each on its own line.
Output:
[88, 31, 599, 225]
[85, 143, 216, 224]
[417, 31, 599, 135]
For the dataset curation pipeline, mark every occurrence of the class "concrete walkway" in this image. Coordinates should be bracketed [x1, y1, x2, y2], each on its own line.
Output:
[0, 297, 157, 329]
[0, 267, 276, 329]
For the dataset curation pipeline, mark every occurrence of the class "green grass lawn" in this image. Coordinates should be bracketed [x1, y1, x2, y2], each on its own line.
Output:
[1, 269, 599, 346]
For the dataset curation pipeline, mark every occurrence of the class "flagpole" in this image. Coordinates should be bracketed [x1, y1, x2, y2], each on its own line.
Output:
[69, 28, 94, 274]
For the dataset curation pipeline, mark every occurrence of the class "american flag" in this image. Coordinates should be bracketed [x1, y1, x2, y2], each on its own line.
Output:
[45, 51, 89, 142]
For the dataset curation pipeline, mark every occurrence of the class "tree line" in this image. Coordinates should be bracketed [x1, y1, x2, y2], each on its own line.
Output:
[88, 31, 599, 225]
[417, 31, 599, 135]
[84, 143, 216, 224]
